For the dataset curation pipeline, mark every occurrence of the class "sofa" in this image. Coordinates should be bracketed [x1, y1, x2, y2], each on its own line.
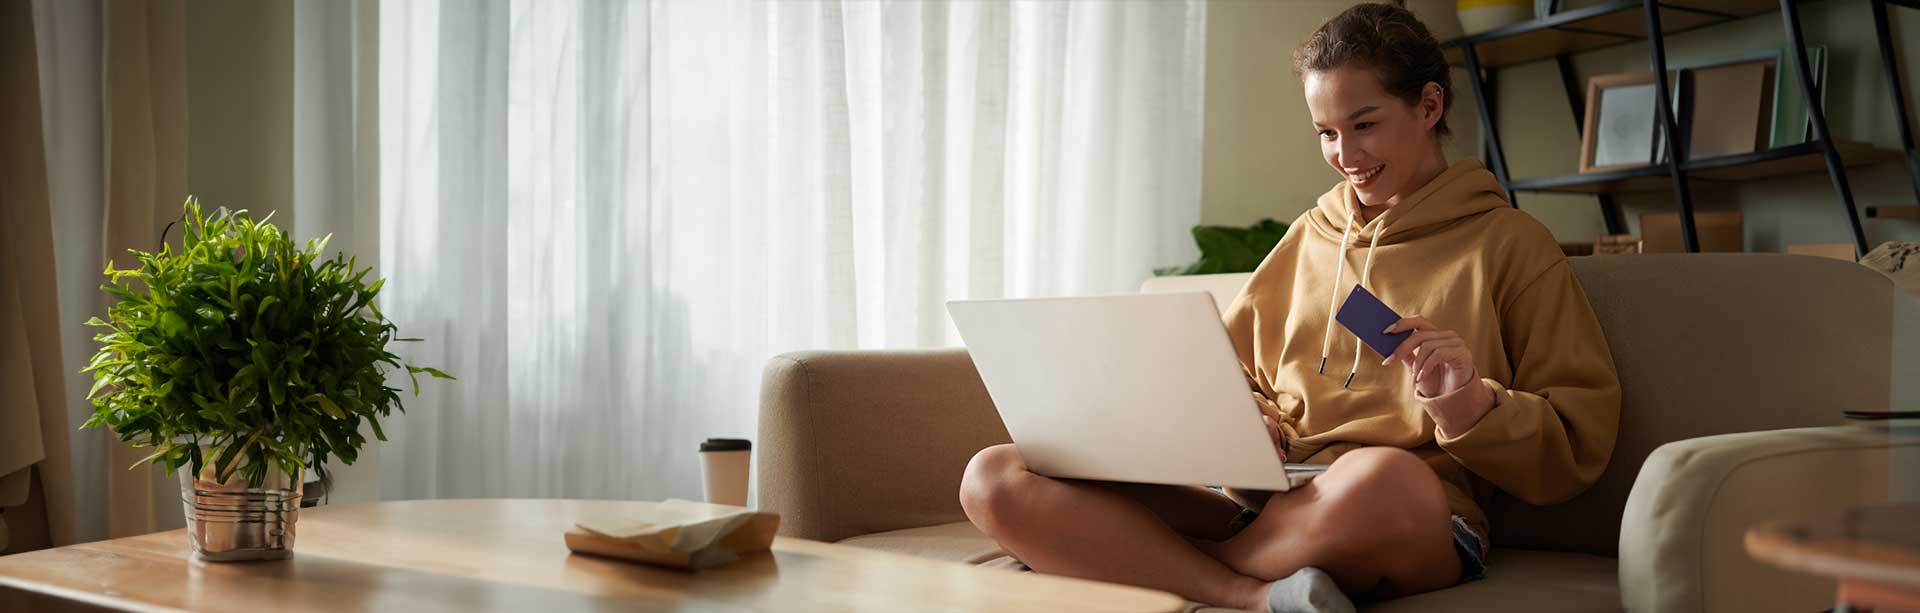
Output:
[757, 254, 1920, 612]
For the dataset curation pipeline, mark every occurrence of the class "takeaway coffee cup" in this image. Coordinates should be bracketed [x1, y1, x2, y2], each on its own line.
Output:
[699, 438, 751, 507]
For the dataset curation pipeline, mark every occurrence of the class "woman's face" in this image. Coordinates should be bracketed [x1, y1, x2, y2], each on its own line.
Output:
[1303, 65, 1443, 207]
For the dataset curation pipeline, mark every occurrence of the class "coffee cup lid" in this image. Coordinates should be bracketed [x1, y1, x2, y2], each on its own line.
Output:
[700, 438, 751, 452]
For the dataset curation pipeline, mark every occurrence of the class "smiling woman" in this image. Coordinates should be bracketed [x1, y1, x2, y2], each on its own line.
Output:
[958, 3, 1622, 612]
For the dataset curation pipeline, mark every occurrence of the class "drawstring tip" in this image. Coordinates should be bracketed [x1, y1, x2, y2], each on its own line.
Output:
[1317, 357, 1327, 375]
[1343, 372, 1356, 388]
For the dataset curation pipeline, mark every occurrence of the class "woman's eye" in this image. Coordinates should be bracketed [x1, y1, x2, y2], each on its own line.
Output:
[1355, 122, 1375, 131]
[1319, 129, 1335, 139]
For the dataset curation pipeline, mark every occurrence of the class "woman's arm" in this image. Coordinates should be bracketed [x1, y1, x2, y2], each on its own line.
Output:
[1433, 259, 1622, 505]
[1224, 290, 1302, 457]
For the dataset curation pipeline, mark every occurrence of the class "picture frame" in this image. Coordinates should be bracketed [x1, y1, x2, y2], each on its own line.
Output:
[1580, 72, 1671, 173]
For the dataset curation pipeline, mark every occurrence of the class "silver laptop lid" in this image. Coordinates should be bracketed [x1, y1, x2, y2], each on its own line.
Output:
[948, 291, 1291, 491]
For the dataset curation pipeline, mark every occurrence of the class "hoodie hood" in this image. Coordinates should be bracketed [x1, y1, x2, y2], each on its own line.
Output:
[1306, 159, 1508, 247]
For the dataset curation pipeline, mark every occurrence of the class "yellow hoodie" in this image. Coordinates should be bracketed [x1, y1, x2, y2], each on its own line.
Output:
[1222, 159, 1620, 541]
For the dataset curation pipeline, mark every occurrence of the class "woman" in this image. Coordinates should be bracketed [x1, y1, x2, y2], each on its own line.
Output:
[957, 3, 1621, 611]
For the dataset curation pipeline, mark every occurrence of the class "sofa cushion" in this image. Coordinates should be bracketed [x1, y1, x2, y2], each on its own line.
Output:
[837, 521, 1619, 611]
[1355, 549, 1619, 613]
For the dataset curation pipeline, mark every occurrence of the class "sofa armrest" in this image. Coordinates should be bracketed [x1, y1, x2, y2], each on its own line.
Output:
[757, 349, 1010, 543]
[1619, 425, 1920, 613]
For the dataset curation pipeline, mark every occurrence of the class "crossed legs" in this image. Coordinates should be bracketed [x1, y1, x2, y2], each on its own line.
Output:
[958, 444, 1462, 610]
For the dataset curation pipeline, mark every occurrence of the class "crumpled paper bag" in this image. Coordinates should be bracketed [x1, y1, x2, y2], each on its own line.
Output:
[563, 499, 780, 570]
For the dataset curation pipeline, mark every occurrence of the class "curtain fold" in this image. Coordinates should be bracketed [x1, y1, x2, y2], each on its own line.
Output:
[22, 0, 189, 543]
[377, 0, 1205, 503]
[291, 0, 383, 504]
[1, 0, 77, 552]
[98, 0, 190, 539]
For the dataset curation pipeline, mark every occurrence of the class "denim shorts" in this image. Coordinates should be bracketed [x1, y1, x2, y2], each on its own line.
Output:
[1224, 506, 1490, 584]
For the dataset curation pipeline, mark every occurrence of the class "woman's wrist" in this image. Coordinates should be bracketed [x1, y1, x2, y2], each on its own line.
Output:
[1420, 375, 1495, 438]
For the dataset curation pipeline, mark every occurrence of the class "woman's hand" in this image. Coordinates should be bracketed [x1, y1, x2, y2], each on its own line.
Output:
[1384, 315, 1493, 436]
[1262, 414, 1288, 460]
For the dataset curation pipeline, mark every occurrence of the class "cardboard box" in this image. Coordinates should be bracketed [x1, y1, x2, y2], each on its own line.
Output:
[1786, 242, 1856, 261]
[1641, 211, 1741, 253]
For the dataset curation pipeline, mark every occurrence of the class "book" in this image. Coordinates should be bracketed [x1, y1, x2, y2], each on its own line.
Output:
[1769, 45, 1828, 149]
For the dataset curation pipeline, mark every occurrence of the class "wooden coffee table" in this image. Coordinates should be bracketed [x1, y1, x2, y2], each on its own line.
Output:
[1746, 504, 1920, 612]
[0, 499, 1184, 612]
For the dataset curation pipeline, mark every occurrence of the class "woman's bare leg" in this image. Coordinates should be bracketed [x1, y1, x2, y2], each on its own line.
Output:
[959, 444, 1272, 610]
[1194, 447, 1463, 598]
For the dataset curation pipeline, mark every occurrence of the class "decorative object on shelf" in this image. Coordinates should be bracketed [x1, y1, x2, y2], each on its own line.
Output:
[1786, 243, 1857, 261]
[1861, 241, 1920, 296]
[1153, 218, 1288, 276]
[1593, 234, 1642, 255]
[1533, 0, 1561, 20]
[1642, 210, 1741, 253]
[81, 199, 454, 562]
[1684, 59, 1776, 160]
[1559, 241, 1596, 257]
[1770, 46, 1827, 149]
[1456, 0, 1531, 35]
[1581, 72, 1670, 173]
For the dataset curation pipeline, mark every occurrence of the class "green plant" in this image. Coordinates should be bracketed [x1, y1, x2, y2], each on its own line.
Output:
[82, 198, 452, 488]
[1153, 218, 1289, 276]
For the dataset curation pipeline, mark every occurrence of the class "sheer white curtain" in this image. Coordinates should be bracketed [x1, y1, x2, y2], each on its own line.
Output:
[376, 0, 1206, 502]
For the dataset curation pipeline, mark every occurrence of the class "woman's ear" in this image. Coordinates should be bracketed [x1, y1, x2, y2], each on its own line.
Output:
[1420, 82, 1445, 131]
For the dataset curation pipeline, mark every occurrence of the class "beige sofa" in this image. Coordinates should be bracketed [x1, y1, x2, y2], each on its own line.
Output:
[758, 254, 1920, 612]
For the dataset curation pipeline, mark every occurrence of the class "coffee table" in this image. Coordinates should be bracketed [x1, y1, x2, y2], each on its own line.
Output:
[0, 499, 1184, 612]
[1746, 504, 1920, 612]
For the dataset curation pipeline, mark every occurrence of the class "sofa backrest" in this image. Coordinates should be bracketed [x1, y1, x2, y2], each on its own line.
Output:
[1143, 254, 1898, 556]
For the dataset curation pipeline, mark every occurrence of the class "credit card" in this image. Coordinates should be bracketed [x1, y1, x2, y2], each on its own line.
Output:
[1334, 284, 1410, 359]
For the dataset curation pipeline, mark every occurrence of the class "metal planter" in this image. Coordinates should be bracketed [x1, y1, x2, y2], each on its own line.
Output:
[176, 464, 303, 562]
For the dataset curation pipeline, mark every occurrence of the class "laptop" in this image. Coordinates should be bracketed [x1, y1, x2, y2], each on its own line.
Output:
[948, 291, 1324, 492]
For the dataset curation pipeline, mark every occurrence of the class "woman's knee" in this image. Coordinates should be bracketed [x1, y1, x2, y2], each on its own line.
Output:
[1317, 448, 1450, 547]
[958, 444, 1030, 530]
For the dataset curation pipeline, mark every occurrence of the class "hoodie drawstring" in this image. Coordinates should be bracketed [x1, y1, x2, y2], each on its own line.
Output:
[1318, 202, 1393, 388]
[1316, 211, 1356, 377]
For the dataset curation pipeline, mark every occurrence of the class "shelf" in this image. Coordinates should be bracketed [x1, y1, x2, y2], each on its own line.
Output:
[1443, 1, 1795, 69]
[1867, 205, 1920, 219]
[1508, 141, 1896, 194]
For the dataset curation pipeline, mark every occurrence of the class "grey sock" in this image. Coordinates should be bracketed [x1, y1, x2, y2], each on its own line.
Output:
[1265, 567, 1354, 613]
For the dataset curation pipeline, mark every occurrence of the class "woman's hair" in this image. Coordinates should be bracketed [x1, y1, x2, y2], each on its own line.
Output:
[1292, 2, 1454, 138]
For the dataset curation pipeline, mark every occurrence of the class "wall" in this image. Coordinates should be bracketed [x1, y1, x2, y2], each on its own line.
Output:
[1204, 0, 1920, 252]
[187, 0, 293, 220]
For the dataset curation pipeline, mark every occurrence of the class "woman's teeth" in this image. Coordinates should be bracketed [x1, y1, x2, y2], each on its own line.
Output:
[1351, 165, 1384, 184]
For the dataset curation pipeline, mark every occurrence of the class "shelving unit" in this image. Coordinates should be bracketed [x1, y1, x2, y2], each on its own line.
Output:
[1443, 0, 1920, 257]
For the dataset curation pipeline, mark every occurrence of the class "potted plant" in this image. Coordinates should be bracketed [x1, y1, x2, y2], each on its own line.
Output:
[82, 199, 451, 561]
[1153, 218, 1289, 277]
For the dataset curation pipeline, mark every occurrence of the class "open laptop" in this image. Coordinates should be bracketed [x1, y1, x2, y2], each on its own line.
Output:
[947, 291, 1324, 492]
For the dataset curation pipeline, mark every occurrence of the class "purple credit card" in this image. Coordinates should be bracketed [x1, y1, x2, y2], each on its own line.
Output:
[1334, 284, 1410, 359]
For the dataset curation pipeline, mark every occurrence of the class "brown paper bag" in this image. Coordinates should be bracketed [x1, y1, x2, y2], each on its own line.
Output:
[563, 499, 780, 570]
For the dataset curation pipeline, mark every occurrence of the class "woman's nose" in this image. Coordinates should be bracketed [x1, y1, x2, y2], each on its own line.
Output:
[1336, 138, 1361, 168]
